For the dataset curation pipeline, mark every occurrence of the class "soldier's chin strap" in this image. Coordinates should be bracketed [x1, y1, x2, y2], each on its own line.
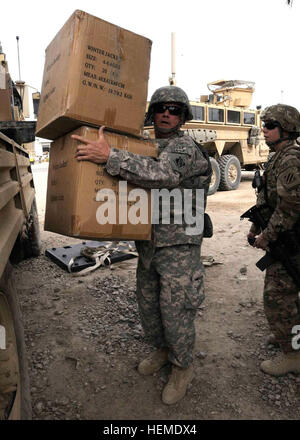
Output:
[266, 137, 291, 150]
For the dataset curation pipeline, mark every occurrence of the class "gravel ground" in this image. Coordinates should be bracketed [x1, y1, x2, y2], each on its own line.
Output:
[12, 165, 300, 420]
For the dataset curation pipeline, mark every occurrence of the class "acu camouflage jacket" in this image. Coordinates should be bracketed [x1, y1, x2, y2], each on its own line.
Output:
[253, 140, 300, 242]
[105, 131, 210, 247]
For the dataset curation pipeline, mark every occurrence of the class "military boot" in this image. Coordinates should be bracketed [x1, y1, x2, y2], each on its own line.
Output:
[162, 364, 194, 405]
[138, 348, 169, 375]
[260, 351, 300, 376]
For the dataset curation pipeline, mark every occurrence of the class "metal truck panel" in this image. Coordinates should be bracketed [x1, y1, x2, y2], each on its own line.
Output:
[0, 132, 34, 278]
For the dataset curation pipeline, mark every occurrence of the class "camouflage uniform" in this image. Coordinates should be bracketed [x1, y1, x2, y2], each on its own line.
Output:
[105, 127, 209, 368]
[251, 105, 300, 353]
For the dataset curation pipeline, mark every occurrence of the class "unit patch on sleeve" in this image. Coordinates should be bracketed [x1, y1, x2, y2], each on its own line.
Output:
[280, 166, 300, 190]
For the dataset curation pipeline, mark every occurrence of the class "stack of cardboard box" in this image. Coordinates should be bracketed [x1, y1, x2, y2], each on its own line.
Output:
[37, 10, 156, 240]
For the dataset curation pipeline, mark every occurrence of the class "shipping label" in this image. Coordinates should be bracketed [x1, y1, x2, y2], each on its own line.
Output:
[81, 45, 133, 100]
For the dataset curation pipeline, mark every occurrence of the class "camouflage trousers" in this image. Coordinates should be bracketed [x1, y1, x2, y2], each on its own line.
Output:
[136, 243, 205, 368]
[264, 259, 300, 353]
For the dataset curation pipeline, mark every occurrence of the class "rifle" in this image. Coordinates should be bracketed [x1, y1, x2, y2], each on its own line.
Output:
[241, 205, 300, 287]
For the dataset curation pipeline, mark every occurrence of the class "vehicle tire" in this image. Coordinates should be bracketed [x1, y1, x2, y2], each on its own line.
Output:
[218, 155, 241, 191]
[23, 197, 41, 258]
[0, 263, 31, 420]
[207, 158, 221, 196]
[10, 197, 41, 264]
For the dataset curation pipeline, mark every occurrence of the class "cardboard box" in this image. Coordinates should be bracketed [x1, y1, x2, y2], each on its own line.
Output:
[44, 126, 157, 240]
[0, 70, 13, 121]
[36, 10, 152, 140]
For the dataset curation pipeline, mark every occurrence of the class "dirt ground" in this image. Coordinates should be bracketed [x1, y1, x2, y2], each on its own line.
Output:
[13, 165, 300, 420]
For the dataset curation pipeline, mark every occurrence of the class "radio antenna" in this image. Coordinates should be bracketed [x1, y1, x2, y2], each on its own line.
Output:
[16, 36, 21, 81]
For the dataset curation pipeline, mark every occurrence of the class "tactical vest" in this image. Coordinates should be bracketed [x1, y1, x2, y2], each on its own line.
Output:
[257, 141, 300, 233]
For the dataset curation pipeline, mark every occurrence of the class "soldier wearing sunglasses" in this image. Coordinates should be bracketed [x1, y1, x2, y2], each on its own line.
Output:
[247, 104, 300, 376]
[72, 85, 211, 404]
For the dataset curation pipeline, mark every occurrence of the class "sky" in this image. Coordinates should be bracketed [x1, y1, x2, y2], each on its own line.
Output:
[1, 0, 299, 117]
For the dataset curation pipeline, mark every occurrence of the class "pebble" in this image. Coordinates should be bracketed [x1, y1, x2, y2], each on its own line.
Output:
[196, 351, 207, 359]
[35, 400, 45, 412]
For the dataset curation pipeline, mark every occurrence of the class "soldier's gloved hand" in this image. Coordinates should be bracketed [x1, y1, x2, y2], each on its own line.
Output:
[253, 233, 269, 251]
[247, 232, 256, 246]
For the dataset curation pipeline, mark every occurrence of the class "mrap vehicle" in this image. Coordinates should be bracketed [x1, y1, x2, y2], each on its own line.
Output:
[0, 43, 40, 419]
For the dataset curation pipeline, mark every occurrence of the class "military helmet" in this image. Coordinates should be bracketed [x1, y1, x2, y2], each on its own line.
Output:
[146, 86, 194, 123]
[261, 104, 300, 133]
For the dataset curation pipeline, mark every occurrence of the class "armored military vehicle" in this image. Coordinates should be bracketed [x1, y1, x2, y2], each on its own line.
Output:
[0, 43, 40, 419]
[183, 80, 269, 195]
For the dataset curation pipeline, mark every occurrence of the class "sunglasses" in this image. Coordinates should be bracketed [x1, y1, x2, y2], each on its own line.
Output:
[263, 121, 280, 130]
[154, 104, 183, 116]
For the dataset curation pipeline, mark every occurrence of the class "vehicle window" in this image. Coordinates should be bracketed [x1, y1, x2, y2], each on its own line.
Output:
[208, 107, 224, 122]
[227, 110, 241, 124]
[244, 112, 255, 125]
[191, 105, 205, 121]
